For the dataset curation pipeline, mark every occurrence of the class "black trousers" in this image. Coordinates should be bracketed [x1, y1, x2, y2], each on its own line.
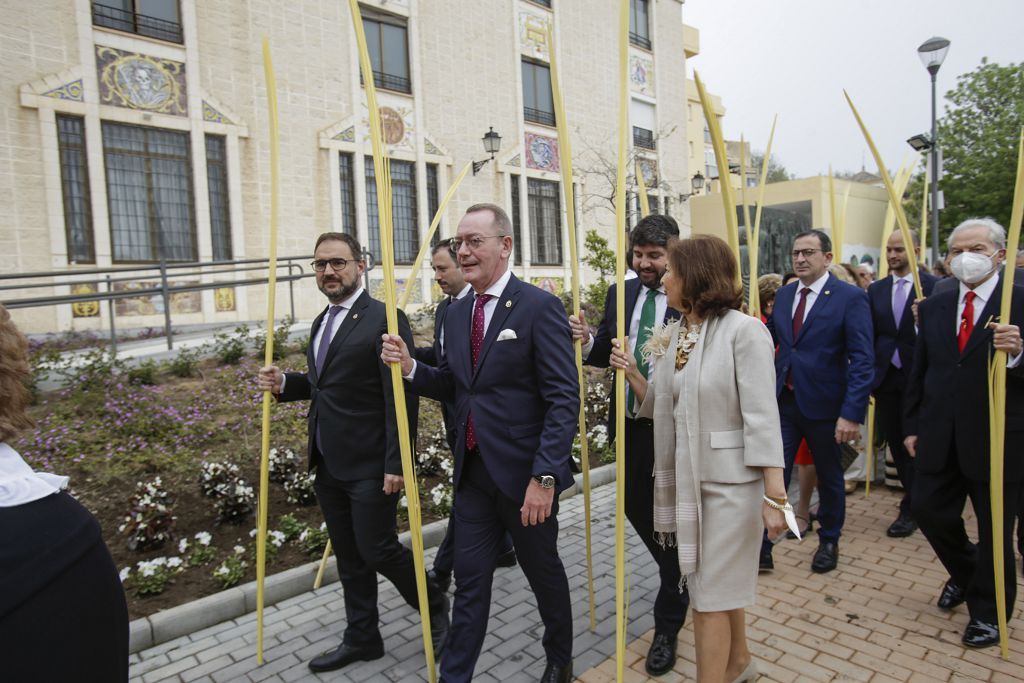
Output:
[441, 454, 572, 682]
[314, 455, 443, 648]
[911, 447, 1022, 624]
[874, 365, 914, 516]
[623, 418, 689, 635]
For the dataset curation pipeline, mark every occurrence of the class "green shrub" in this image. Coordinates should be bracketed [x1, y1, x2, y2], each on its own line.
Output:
[167, 347, 200, 377]
[127, 359, 159, 385]
[212, 329, 247, 365]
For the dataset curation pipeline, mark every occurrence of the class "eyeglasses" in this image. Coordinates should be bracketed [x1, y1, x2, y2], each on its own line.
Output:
[311, 258, 352, 272]
[791, 248, 823, 259]
[451, 235, 504, 252]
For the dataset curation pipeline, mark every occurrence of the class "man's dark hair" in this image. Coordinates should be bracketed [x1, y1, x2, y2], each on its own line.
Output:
[432, 238, 456, 258]
[630, 214, 680, 249]
[315, 232, 362, 258]
[794, 229, 832, 253]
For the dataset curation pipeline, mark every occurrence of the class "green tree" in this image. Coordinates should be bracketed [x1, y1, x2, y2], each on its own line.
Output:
[581, 229, 616, 319]
[749, 152, 793, 183]
[935, 58, 1024, 240]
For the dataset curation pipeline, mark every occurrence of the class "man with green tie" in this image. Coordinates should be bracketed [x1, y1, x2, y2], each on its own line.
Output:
[569, 214, 689, 677]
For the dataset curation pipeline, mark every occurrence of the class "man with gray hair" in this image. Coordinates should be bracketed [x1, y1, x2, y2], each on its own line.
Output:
[904, 217, 1024, 648]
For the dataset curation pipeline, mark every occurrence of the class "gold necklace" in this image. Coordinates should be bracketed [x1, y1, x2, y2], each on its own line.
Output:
[675, 320, 701, 370]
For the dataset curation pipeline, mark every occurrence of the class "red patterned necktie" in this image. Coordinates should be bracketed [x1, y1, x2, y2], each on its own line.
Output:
[958, 291, 976, 353]
[465, 294, 493, 451]
[786, 287, 810, 390]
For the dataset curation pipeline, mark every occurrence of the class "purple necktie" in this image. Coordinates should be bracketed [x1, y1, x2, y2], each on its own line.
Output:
[891, 279, 907, 368]
[465, 294, 493, 451]
[315, 305, 343, 376]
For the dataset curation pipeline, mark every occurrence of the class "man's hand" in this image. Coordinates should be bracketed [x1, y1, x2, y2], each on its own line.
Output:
[911, 297, 925, 326]
[520, 479, 554, 526]
[381, 334, 413, 376]
[989, 322, 1023, 356]
[568, 311, 589, 343]
[904, 435, 918, 457]
[258, 365, 283, 394]
[834, 417, 859, 444]
[383, 474, 404, 495]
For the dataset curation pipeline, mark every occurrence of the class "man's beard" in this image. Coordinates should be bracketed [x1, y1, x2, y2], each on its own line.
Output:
[637, 269, 664, 288]
[320, 278, 358, 303]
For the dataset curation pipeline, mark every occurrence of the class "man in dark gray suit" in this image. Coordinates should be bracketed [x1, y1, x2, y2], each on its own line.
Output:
[258, 232, 448, 673]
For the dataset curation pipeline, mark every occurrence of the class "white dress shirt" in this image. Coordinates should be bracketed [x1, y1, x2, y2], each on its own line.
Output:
[280, 287, 363, 392]
[791, 270, 832, 323]
[891, 273, 914, 319]
[582, 284, 667, 360]
[957, 274, 1022, 367]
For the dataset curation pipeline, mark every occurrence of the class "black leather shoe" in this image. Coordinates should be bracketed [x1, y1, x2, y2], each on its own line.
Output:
[962, 619, 999, 648]
[308, 641, 384, 672]
[497, 548, 518, 568]
[540, 661, 572, 683]
[937, 579, 966, 610]
[428, 568, 451, 593]
[431, 592, 450, 656]
[758, 547, 774, 573]
[811, 541, 838, 573]
[886, 514, 917, 538]
[645, 632, 677, 676]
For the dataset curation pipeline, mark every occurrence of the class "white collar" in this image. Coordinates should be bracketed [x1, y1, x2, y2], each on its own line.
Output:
[0, 442, 68, 508]
[799, 270, 831, 295]
[891, 272, 913, 285]
[332, 286, 363, 310]
[958, 271, 1000, 305]
[454, 284, 472, 301]
[477, 269, 513, 300]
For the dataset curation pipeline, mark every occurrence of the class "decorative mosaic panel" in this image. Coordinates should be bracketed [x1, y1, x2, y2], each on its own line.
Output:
[531, 276, 563, 297]
[43, 79, 84, 102]
[370, 277, 423, 305]
[519, 11, 551, 61]
[637, 158, 658, 185]
[525, 133, 559, 172]
[70, 283, 99, 318]
[202, 101, 232, 124]
[507, 154, 521, 167]
[113, 281, 201, 316]
[333, 126, 356, 142]
[358, 100, 416, 153]
[96, 46, 187, 116]
[629, 54, 654, 96]
[423, 138, 443, 156]
[214, 287, 236, 312]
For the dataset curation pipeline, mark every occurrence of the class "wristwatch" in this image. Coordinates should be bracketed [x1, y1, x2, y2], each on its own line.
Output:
[533, 474, 556, 489]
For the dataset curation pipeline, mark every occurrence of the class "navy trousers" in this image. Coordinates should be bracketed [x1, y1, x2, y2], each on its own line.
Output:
[874, 365, 914, 516]
[440, 454, 572, 682]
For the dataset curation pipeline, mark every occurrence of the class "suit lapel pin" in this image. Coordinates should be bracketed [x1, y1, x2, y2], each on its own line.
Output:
[505, 300, 512, 308]
[824, 290, 831, 295]
[352, 313, 359, 319]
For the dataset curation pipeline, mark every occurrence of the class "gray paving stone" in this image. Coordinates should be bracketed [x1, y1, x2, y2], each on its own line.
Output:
[180, 654, 234, 682]
[141, 654, 198, 682]
[245, 653, 301, 681]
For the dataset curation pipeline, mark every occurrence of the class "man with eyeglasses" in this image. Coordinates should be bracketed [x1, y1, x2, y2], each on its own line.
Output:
[382, 204, 578, 683]
[415, 239, 517, 594]
[760, 229, 873, 574]
[257, 232, 449, 673]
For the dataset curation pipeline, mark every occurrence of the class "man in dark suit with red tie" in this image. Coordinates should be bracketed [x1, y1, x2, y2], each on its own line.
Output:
[414, 239, 515, 593]
[904, 218, 1024, 648]
[762, 229, 874, 574]
[258, 232, 448, 673]
[383, 204, 578, 683]
[568, 214, 689, 677]
[867, 231, 938, 538]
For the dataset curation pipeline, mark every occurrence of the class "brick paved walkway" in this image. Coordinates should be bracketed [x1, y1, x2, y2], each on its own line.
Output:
[130, 483, 1024, 682]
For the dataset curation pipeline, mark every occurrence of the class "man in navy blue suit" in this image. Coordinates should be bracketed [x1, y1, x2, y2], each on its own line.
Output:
[904, 218, 1024, 648]
[761, 229, 874, 574]
[867, 231, 938, 538]
[569, 215, 688, 677]
[382, 204, 578, 683]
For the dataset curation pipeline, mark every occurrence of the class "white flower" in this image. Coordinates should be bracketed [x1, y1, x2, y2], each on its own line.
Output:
[269, 531, 286, 547]
[195, 531, 212, 546]
[178, 538, 189, 554]
[249, 528, 258, 538]
[399, 495, 408, 509]
[233, 545, 246, 555]
[151, 557, 167, 566]
[167, 557, 183, 569]
[298, 529, 309, 542]
[213, 564, 228, 577]
[119, 567, 130, 582]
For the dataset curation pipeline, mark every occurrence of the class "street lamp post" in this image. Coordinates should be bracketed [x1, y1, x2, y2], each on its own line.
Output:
[918, 36, 950, 264]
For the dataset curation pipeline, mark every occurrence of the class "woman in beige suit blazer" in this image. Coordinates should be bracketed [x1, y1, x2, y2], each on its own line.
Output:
[612, 236, 788, 683]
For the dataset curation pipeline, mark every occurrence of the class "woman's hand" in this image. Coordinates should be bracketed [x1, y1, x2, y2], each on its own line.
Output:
[608, 338, 641, 381]
[762, 502, 788, 541]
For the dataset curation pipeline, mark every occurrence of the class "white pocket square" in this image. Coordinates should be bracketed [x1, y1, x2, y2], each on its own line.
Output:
[496, 329, 518, 341]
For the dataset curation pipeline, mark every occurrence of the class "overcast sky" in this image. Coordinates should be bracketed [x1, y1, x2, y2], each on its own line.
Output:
[681, 0, 1022, 178]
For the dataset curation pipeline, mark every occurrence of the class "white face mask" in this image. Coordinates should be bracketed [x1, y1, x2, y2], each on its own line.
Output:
[950, 251, 997, 284]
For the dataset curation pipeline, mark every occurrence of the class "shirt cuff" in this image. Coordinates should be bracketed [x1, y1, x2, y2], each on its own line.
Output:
[581, 334, 594, 360]
[279, 373, 287, 393]
[403, 360, 417, 380]
[1009, 351, 1023, 369]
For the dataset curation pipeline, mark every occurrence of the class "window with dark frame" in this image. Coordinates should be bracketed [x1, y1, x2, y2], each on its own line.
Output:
[338, 153, 357, 236]
[527, 0, 552, 7]
[510, 175, 523, 265]
[633, 126, 656, 150]
[102, 121, 195, 263]
[527, 177, 562, 265]
[522, 59, 555, 126]
[92, 1, 183, 44]
[629, 0, 651, 50]
[361, 9, 411, 94]
[56, 115, 96, 264]
[426, 163, 440, 246]
[205, 135, 232, 261]
[365, 157, 419, 264]
[646, 194, 660, 215]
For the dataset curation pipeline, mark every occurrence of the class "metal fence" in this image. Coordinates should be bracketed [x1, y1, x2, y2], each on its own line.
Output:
[0, 253, 374, 353]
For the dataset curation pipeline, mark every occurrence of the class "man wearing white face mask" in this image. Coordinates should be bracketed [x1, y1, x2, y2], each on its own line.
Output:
[904, 217, 1024, 649]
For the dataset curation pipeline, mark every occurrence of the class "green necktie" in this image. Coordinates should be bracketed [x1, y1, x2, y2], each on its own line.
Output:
[628, 288, 658, 415]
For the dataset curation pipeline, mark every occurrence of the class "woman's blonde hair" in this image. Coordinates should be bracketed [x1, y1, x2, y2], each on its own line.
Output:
[0, 305, 34, 442]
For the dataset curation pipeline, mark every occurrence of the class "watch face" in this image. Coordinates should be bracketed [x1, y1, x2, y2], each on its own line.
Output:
[536, 475, 555, 488]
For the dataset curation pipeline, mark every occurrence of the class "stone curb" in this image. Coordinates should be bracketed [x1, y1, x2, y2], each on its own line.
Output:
[128, 461, 618, 653]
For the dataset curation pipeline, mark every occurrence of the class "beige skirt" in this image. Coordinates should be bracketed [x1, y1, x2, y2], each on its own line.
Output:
[687, 478, 765, 612]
